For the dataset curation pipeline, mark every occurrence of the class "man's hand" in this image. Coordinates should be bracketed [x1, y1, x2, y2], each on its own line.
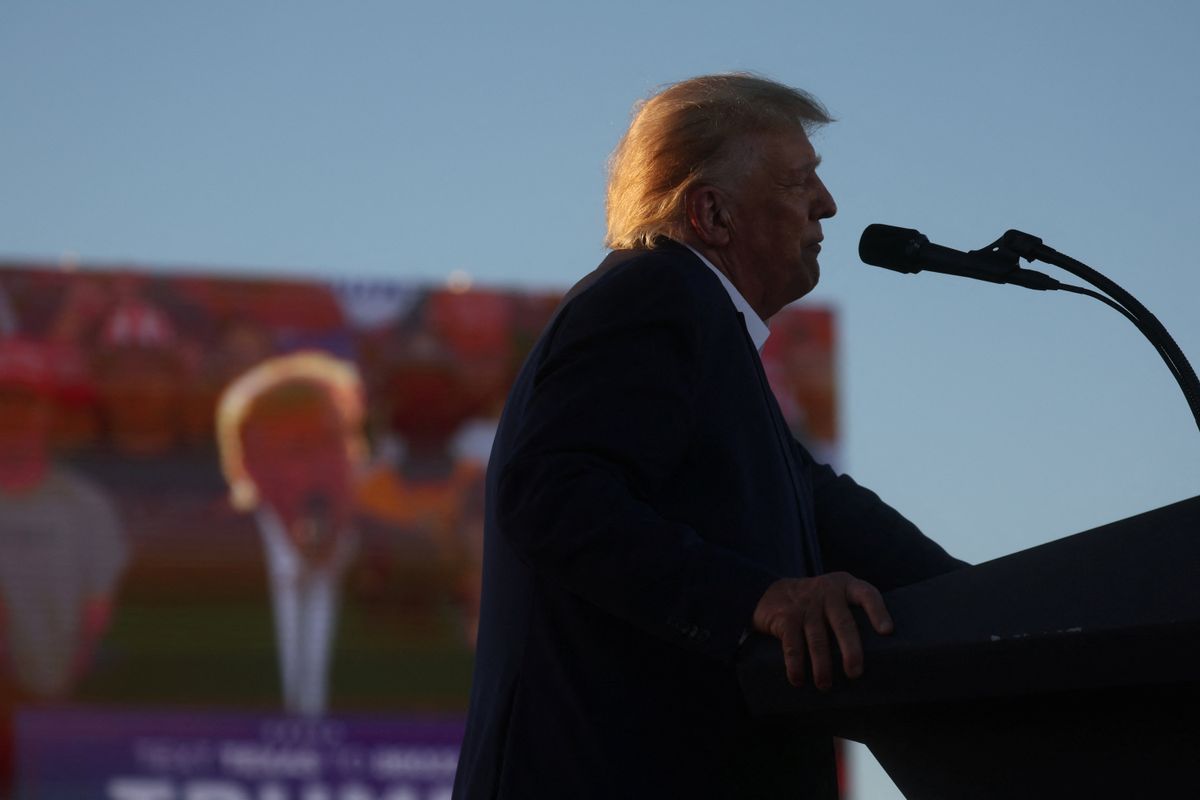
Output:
[752, 573, 894, 691]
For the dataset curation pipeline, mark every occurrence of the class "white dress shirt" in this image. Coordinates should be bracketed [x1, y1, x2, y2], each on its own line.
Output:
[684, 244, 771, 352]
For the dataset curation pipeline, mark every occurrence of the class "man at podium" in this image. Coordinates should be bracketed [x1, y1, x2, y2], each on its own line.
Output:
[452, 73, 964, 799]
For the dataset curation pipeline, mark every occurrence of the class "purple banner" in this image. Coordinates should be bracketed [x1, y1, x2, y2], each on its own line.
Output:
[16, 708, 462, 800]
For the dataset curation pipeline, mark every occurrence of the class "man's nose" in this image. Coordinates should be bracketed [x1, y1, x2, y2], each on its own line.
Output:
[814, 175, 837, 219]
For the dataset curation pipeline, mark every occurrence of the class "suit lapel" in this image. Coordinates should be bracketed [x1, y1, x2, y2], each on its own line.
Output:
[737, 312, 824, 577]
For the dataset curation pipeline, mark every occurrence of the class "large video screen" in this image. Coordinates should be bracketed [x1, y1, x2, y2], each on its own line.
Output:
[0, 262, 837, 798]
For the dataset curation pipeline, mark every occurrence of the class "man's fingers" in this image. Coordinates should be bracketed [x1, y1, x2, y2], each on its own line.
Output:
[803, 616, 833, 691]
[781, 627, 808, 688]
[847, 579, 894, 635]
[826, 601, 864, 680]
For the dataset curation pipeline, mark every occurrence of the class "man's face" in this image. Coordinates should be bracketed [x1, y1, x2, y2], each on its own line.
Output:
[721, 128, 837, 318]
[0, 385, 51, 453]
[97, 347, 182, 454]
[241, 394, 355, 550]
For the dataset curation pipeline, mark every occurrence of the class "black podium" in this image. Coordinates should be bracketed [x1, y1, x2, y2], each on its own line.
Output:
[738, 495, 1200, 798]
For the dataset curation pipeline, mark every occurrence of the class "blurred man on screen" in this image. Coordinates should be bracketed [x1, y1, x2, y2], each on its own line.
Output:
[216, 351, 365, 716]
[453, 74, 965, 799]
[0, 338, 128, 792]
[0, 338, 128, 701]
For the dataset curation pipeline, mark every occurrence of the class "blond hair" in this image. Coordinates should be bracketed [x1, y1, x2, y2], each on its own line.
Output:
[605, 73, 832, 250]
[216, 351, 366, 511]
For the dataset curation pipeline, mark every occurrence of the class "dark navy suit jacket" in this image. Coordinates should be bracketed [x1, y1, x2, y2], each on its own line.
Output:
[452, 241, 963, 799]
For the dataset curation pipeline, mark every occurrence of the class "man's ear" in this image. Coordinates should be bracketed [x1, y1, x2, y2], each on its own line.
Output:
[684, 185, 733, 247]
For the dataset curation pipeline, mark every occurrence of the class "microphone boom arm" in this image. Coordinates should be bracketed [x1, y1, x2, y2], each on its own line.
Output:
[859, 222, 1200, 435]
[999, 230, 1200, 435]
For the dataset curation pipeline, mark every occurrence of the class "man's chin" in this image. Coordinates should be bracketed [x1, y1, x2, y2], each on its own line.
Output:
[793, 264, 820, 300]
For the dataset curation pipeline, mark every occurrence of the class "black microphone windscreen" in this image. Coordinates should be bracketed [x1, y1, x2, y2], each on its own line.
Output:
[859, 224, 928, 273]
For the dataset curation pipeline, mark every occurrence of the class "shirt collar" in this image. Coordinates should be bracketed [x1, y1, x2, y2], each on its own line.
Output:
[684, 244, 771, 351]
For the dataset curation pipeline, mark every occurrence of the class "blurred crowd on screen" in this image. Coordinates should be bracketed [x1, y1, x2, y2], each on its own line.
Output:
[0, 265, 558, 785]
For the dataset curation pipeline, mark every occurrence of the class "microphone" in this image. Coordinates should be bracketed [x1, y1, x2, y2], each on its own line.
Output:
[859, 224, 1060, 290]
[294, 492, 336, 563]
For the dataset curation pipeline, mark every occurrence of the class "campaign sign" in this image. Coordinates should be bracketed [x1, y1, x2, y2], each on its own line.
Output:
[15, 708, 462, 800]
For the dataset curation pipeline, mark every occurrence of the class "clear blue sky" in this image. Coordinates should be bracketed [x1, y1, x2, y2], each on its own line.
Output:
[3, 2, 1199, 795]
